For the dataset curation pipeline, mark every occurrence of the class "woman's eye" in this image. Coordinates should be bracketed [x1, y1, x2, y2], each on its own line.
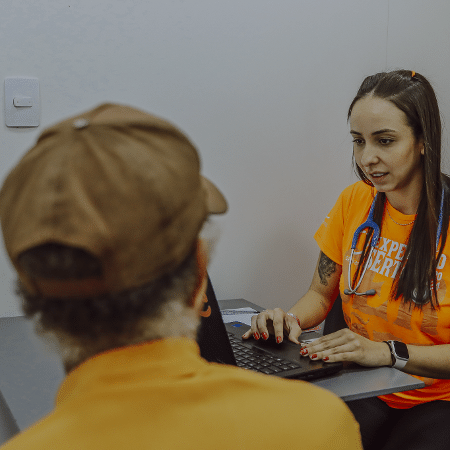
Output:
[352, 138, 364, 145]
[379, 138, 393, 145]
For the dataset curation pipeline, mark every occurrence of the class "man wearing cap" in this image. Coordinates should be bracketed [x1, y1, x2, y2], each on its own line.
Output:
[0, 104, 361, 449]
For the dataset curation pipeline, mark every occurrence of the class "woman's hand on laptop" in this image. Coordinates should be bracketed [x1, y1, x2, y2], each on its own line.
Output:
[241, 308, 302, 344]
[300, 329, 392, 367]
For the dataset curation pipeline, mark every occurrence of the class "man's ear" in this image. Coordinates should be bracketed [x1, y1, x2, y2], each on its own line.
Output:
[188, 239, 208, 310]
[191, 276, 208, 313]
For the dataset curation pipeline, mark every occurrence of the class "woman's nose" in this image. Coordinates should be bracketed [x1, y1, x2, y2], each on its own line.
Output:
[360, 144, 379, 167]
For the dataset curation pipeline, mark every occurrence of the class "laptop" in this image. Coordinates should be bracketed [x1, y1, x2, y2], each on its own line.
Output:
[196, 276, 343, 381]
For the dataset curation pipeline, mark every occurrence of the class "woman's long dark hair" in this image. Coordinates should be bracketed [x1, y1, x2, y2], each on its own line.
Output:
[348, 70, 450, 309]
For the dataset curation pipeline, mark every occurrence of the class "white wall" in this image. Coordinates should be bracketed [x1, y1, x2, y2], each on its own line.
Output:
[0, 0, 449, 316]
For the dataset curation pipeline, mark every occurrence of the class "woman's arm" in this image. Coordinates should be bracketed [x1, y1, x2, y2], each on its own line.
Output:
[404, 345, 450, 379]
[303, 328, 450, 379]
[242, 251, 342, 344]
[290, 251, 342, 329]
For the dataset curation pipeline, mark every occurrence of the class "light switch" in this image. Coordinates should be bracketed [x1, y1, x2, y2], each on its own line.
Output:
[5, 77, 40, 127]
[13, 96, 33, 107]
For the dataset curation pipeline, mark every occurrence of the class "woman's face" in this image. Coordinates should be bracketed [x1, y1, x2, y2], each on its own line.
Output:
[350, 95, 424, 210]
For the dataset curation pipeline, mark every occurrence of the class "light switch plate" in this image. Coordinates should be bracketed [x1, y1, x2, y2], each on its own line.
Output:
[4, 77, 40, 127]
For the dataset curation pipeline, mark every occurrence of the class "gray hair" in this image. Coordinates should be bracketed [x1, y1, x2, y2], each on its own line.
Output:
[17, 243, 200, 371]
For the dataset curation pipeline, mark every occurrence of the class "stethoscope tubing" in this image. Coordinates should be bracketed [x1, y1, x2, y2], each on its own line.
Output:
[345, 194, 381, 296]
[345, 188, 445, 297]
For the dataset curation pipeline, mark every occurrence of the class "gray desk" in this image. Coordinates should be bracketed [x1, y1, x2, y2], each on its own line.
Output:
[0, 317, 64, 437]
[219, 299, 425, 402]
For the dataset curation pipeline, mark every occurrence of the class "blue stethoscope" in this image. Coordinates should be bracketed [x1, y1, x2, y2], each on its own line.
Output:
[344, 188, 445, 297]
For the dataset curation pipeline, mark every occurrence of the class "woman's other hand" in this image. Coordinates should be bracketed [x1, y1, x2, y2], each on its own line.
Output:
[301, 328, 392, 367]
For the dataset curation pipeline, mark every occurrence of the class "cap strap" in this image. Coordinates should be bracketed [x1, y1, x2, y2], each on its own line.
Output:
[32, 277, 109, 299]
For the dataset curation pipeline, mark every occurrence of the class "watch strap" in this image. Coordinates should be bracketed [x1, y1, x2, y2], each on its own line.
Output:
[384, 341, 395, 367]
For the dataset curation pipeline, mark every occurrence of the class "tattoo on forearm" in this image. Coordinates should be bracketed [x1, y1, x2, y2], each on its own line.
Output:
[318, 252, 336, 286]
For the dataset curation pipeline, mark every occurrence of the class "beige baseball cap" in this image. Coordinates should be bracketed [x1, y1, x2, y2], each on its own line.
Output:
[0, 103, 227, 298]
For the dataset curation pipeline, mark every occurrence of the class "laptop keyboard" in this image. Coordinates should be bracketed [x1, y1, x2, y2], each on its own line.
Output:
[227, 332, 302, 375]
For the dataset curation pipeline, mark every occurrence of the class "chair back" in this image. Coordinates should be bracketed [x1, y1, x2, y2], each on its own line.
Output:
[323, 293, 348, 335]
[0, 390, 20, 444]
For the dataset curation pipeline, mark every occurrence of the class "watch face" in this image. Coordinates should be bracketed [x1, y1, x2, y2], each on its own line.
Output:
[392, 341, 409, 359]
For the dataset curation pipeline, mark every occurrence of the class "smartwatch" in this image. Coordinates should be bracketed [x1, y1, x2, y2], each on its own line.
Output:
[384, 340, 409, 370]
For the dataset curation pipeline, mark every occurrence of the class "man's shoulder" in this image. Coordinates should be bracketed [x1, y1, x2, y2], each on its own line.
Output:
[212, 365, 362, 448]
[215, 362, 348, 408]
[1, 364, 361, 450]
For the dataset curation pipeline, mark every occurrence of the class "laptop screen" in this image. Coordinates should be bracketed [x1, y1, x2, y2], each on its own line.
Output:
[196, 276, 236, 366]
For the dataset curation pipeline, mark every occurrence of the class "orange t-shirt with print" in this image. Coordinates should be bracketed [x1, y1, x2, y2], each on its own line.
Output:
[314, 181, 450, 409]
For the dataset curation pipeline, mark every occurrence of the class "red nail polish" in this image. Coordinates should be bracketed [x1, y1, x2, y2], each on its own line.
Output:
[301, 349, 308, 355]
[323, 357, 329, 362]
[262, 333, 268, 340]
[254, 332, 260, 340]
[311, 354, 317, 359]
[276, 336, 282, 344]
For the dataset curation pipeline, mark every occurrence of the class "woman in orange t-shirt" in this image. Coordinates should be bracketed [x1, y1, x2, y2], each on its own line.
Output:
[243, 70, 450, 450]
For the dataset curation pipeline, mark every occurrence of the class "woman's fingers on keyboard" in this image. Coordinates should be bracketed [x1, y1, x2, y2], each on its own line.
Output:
[271, 308, 287, 343]
[241, 308, 302, 345]
[284, 314, 302, 345]
[242, 309, 277, 340]
[286, 324, 301, 345]
[241, 314, 262, 339]
[256, 309, 276, 340]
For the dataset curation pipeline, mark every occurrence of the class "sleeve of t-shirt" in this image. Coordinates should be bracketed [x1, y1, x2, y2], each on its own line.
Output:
[314, 184, 355, 266]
